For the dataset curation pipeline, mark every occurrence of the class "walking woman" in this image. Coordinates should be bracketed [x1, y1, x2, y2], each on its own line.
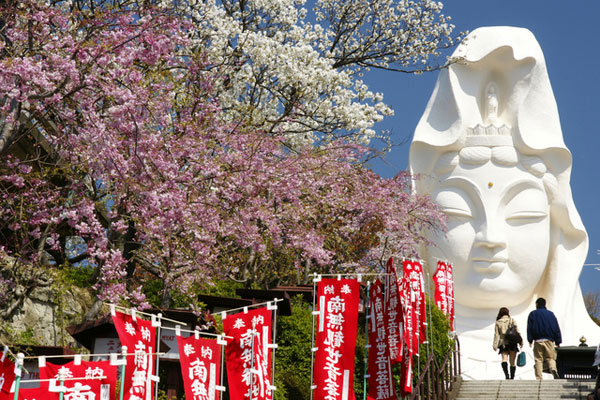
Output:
[493, 307, 522, 379]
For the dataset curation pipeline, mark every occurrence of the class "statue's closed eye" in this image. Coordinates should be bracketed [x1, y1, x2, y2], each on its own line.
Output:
[504, 188, 548, 224]
[442, 207, 473, 218]
[435, 189, 473, 219]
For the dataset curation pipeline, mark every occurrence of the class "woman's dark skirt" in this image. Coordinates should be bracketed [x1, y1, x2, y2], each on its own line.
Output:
[498, 343, 519, 354]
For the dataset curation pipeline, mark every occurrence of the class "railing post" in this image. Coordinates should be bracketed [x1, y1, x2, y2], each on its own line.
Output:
[119, 345, 127, 400]
[409, 337, 463, 400]
[12, 353, 24, 400]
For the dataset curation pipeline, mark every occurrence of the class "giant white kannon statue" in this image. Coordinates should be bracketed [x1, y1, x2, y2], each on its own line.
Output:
[409, 26, 600, 379]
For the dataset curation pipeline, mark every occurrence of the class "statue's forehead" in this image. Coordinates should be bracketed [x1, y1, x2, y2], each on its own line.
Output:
[436, 161, 545, 192]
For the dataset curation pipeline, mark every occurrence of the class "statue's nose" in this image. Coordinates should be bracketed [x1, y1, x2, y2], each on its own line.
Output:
[475, 220, 507, 249]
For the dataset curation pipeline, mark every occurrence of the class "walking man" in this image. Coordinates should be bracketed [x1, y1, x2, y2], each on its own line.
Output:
[527, 297, 562, 380]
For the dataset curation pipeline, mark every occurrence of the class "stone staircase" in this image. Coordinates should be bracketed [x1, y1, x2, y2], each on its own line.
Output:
[455, 379, 596, 399]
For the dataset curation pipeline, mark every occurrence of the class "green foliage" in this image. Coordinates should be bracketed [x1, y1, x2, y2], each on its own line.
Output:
[274, 295, 313, 400]
[142, 279, 164, 307]
[51, 266, 95, 346]
[413, 297, 454, 385]
[354, 317, 367, 400]
[15, 327, 39, 344]
[204, 279, 245, 298]
[1, 325, 41, 346]
[142, 278, 244, 308]
[57, 264, 95, 288]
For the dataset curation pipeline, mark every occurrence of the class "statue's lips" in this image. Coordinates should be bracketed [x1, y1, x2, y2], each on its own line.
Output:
[472, 258, 507, 273]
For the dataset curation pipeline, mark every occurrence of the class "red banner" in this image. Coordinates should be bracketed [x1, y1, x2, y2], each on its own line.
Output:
[177, 334, 221, 400]
[314, 278, 360, 400]
[367, 280, 395, 400]
[223, 307, 273, 400]
[39, 359, 117, 400]
[112, 311, 156, 400]
[433, 261, 455, 329]
[384, 257, 403, 365]
[0, 350, 15, 400]
[401, 259, 425, 353]
[17, 388, 46, 400]
[399, 259, 426, 396]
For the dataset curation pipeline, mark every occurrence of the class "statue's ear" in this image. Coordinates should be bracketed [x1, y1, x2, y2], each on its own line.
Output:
[408, 143, 449, 195]
[421, 68, 460, 134]
[515, 61, 565, 153]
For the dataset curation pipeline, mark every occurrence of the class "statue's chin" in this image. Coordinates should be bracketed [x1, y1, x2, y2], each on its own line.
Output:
[452, 261, 544, 310]
[455, 282, 532, 310]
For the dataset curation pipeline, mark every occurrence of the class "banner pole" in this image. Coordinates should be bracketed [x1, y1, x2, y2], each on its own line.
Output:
[58, 370, 65, 400]
[220, 335, 225, 400]
[119, 346, 128, 400]
[249, 321, 256, 400]
[154, 313, 162, 400]
[309, 273, 318, 400]
[12, 353, 24, 400]
[270, 302, 278, 393]
[363, 281, 371, 400]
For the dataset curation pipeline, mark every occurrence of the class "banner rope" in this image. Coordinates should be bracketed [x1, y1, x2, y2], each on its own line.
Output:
[311, 272, 393, 278]
[22, 351, 165, 360]
[106, 303, 185, 326]
[219, 298, 284, 320]
[18, 375, 107, 384]
[168, 324, 233, 340]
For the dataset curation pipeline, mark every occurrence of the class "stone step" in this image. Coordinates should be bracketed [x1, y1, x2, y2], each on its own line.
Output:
[455, 379, 596, 400]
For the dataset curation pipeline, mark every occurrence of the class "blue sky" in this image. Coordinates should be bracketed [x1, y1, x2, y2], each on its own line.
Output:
[365, 1, 600, 295]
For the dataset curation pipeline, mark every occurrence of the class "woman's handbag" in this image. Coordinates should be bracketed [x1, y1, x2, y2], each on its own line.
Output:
[505, 319, 522, 345]
[517, 351, 526, 367]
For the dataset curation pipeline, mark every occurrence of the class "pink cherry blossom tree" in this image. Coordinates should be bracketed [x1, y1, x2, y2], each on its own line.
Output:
[0, 0, 447, 312]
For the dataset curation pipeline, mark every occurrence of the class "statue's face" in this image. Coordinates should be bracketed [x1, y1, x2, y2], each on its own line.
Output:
[427, 159, 550, 308]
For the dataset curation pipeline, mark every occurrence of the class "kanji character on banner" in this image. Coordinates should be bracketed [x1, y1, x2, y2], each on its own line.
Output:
[367, 280, 395, 400]
[384, 257, 404, 365]
[39, 359, 118, 400]
[177, 334, 221, 400]
[223, 307, 273, 400]
[314, 278, 360, 400]
[112, 311, 156, 400]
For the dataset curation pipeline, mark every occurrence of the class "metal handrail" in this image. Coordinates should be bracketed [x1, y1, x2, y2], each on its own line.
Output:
[409, 337, 461, 400]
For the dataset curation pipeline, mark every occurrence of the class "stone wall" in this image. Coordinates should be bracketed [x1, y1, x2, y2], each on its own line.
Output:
[2, 284, 94, 347]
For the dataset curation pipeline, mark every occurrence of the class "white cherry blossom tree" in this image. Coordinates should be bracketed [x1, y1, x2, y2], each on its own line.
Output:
[172, 0, 461, 146]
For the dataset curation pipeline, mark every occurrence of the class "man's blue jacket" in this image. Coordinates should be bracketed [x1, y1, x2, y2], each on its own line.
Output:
[527, 306, 562, 345]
